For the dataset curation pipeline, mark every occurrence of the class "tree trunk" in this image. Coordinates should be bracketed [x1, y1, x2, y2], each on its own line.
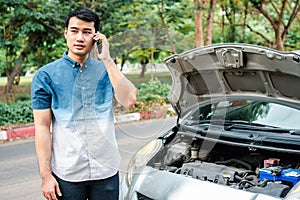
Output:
[194, 0, 206, 47]
[4, 34, 39, 93]
[139, 56, 149, 78]
[275, 27, 285, 51]
[228, 0, 236, 42]
[81, 0, 87, 7]
[140, 64, 146, 78]
[205, 0, 216, 45]
[242, 0, 249, 41]
[120, 54, 126, 72]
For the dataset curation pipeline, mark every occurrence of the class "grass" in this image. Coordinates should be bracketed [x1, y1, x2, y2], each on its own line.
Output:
[0, 76, 32, 86]
[126, 72, 172, 88]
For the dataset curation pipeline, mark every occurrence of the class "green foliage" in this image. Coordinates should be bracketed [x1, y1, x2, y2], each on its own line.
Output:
[137, 79, 171, 103]
[0, 0, 299, 86]
[0, 101, 33, 126]
[285, 30, 300, 50]
[0, 0, 69, 77]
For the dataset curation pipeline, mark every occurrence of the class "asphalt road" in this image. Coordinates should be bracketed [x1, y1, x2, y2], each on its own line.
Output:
[0, 117, 176, 200]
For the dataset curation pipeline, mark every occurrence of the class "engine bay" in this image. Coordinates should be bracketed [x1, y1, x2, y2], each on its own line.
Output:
[147, 132, 300, 199]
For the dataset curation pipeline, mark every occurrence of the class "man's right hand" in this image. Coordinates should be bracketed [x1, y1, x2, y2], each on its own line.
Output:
[41, 174, 62, 200]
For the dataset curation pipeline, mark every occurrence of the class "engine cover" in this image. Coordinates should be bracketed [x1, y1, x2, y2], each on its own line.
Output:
[180, 161, 249, 184]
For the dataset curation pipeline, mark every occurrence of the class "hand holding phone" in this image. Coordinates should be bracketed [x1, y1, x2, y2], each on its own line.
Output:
[93, 32, 103, 54]
[96, 40, 102, 54]
[93, 32, 111, 61]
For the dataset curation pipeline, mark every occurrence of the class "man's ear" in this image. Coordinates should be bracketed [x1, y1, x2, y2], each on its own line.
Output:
[64, 28, 68, 39]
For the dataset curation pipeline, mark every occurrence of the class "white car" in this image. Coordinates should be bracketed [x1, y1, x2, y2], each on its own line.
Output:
[121, 44, 300, 200]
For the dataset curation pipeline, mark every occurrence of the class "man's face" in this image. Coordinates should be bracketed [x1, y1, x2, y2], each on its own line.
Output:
[64, 16, 96, 61]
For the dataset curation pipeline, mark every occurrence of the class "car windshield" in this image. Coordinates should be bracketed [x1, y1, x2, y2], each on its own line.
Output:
[183, 100, 300, 130]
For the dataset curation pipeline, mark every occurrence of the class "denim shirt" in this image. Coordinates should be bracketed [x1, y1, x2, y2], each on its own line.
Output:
[31, 52, 121, 181]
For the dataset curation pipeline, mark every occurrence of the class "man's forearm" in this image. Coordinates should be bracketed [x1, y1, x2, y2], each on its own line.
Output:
[103, 58, 137, 107]
[35, 125, 52, 178]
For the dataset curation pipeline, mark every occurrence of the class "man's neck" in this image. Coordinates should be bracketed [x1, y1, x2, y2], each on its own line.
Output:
[67, 51, 89, 66]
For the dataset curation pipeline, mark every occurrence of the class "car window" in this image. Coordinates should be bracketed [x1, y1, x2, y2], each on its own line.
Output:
[184, 100, 300, 130]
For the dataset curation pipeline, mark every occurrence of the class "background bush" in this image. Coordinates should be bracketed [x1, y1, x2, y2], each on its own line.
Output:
[137, 79, 171, 103]
[0, 101, 33, 126]
[124, 80, 175, 118]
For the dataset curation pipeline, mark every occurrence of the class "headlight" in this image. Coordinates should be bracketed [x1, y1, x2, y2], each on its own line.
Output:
[126, 139, 163, 186]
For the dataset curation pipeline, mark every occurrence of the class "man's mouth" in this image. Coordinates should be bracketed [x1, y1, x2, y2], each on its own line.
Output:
[74, 44, 85, 50]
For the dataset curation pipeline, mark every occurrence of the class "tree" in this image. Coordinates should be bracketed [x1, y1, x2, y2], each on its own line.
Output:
[248, 0, 300, 50]
[108, 0, 195, 77]
[205, 0, 216, 45]
[0, 0, 69, 93]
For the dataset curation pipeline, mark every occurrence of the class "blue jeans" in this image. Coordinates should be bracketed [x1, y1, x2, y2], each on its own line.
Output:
[53, 172, 119, 200]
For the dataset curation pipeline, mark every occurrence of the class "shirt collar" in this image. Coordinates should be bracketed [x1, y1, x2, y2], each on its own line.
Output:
[63, 52, 93, 68]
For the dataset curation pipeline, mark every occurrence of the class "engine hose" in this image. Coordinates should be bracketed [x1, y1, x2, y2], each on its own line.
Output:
[238, 180, 257, 189]
[245, 175, 258, 182]
[257, 178, 268, 187]
[238, 177, 268, 189]
[235, 174, 258, 186]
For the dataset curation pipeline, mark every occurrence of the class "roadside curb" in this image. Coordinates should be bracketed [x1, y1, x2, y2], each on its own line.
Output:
[0, 125, 35, 141]
[114, 112, 141, 124]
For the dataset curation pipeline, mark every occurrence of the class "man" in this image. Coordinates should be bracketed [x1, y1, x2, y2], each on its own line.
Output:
[31, 7, 137, 200]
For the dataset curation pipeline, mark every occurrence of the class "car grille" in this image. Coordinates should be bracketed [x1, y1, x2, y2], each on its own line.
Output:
[137, 192, 154, 200]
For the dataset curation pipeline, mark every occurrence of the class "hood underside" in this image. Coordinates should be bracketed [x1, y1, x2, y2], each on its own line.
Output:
[164, 44, 300, 117]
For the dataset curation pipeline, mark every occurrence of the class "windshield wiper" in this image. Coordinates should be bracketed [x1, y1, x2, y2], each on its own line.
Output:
[186, 119, 297, 134]
[223, 120, 293, 133]
[188, 119, 276, 128]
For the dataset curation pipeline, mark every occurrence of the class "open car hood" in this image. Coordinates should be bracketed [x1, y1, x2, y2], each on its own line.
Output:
[164, 44, 300, 117]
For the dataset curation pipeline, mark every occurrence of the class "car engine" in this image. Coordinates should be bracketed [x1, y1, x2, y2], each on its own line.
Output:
[147, 133, 300, 199]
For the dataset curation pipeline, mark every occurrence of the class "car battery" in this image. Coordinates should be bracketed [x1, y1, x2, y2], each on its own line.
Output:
[259, 167, 300, 186]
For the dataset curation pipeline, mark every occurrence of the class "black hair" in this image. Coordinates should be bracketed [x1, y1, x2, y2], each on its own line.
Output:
[65, 7, 100, 32]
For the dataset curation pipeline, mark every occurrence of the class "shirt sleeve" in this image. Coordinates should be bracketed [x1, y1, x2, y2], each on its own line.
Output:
[31, 70, 52, 110]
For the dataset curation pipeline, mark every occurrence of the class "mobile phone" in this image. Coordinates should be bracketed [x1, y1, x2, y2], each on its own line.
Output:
[97, 41, 102, 54]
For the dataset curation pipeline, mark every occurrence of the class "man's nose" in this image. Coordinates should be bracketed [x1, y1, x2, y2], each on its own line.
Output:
[76, 32, 84, 41]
